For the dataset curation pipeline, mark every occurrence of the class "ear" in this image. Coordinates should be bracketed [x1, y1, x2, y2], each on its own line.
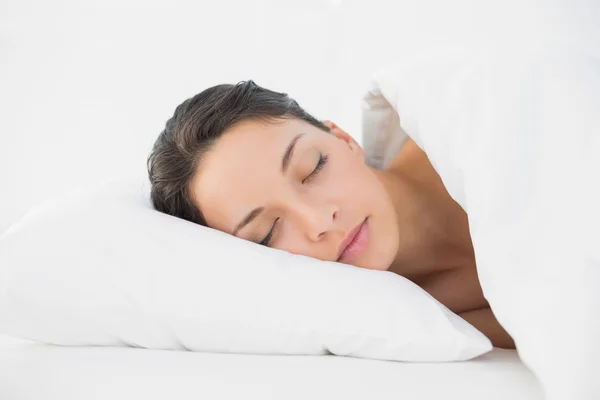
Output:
[322, 120, 365, 162]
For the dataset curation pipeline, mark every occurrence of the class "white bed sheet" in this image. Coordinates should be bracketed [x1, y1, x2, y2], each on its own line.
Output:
[0, 335, 541, 400]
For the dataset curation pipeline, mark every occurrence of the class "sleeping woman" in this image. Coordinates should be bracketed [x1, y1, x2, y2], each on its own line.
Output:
[147, 80, 515, 349]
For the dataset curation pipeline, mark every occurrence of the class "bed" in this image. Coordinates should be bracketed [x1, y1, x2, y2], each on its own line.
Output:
[0, 334, 541, 400]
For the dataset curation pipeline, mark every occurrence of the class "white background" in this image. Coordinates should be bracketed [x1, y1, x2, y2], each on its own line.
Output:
[1, 0, 597, 235]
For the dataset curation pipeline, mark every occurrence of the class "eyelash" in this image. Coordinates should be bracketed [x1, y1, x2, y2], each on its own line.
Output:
[302, 153, 329, 184]
[260, 218, 280, 246]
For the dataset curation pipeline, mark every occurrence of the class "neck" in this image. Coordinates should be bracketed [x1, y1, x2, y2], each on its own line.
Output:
[371, 167, 475, 280]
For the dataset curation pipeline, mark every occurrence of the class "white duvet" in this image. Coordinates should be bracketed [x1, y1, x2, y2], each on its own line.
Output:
[362, 40, 600, 399]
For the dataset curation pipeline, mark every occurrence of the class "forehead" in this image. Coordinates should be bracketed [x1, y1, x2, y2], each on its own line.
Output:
[201, 117, 308, 179]
[217, 118, 298, 157]
[190, 118, 317, 228]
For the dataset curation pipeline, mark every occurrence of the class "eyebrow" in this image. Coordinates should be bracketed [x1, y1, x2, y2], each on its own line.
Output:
[232, 133, 305, 237]
[281, 133, 305, 174]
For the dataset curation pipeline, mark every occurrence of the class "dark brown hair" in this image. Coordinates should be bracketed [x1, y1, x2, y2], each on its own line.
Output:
[146, 80, 329, 226]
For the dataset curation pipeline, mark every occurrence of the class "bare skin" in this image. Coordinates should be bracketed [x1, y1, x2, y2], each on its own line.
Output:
[190, 117, 514, 349]
[382, 134, 514, 349]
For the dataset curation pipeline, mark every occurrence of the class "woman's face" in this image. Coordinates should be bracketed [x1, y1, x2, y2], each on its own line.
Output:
[189, 118, 400, 271]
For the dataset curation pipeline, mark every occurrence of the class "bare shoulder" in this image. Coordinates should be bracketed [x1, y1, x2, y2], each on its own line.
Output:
[384, 138, 440, 186]
[385, 138, 425, 173]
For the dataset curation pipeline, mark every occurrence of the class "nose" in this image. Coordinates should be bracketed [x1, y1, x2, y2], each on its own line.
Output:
[293, 202, 339, 242]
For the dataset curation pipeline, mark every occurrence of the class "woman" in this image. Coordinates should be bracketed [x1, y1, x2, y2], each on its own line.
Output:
[147, 80, 515, 349]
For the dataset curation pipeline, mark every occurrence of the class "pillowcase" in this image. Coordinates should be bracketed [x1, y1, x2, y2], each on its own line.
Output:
[0, 176, 492, 362]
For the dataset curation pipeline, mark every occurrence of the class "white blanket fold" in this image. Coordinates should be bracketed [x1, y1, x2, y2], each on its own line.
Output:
[362, 42, 600, 400]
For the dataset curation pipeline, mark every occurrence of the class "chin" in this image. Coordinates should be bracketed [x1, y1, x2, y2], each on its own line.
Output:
[365, 263, 391, 272]
[352, 256, 392, 272]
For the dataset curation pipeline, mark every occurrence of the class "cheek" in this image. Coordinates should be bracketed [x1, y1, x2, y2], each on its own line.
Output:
[328, 152, 375, 198]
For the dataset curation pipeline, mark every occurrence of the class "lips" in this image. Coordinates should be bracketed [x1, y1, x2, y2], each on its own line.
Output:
[337, 218, 369, 263]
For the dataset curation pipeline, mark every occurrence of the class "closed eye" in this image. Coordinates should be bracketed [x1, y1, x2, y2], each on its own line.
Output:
[302, 153, 329, 184]
[259, 217, 280, 247]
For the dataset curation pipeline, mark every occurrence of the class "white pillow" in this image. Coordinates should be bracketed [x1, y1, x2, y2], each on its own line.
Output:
[0, 176, 492, 362]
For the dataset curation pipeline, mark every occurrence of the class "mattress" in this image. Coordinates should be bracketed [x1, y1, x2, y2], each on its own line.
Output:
[0, 335, 541, 400]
